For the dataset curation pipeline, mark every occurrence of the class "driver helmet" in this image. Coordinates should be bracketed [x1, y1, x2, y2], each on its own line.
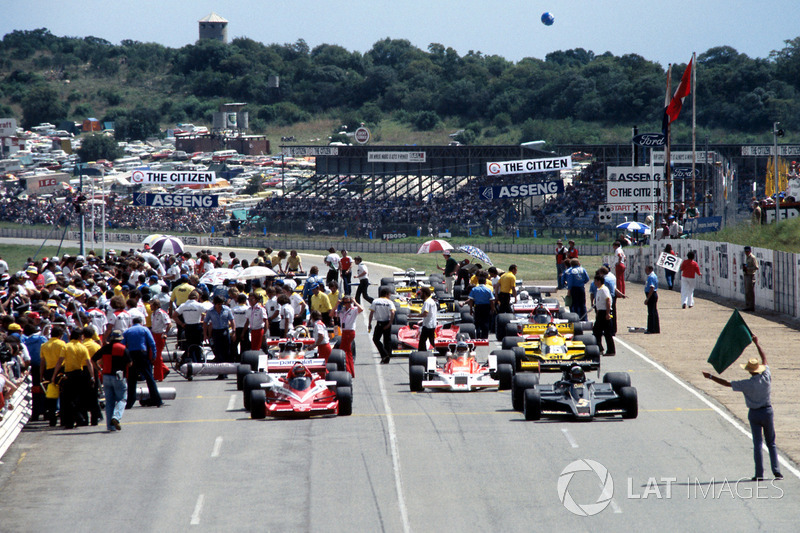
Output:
[518, 290, 529, 301]
[290, 364, 306, 379]
[455, 341, 469, 356]
[544, 324, 558, 338]
[570, 366, 585, 382]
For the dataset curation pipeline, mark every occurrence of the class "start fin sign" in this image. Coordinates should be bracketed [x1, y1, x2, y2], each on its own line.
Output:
[486, 155, 572, 176]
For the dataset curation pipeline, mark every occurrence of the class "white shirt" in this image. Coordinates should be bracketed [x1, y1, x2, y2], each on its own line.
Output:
[595, 285, 612, 311]
[249, 304, 267, 330]
[151, 308, 171, 334]
[325, 253, 340, 270]
[338, 306, 359, 331]
[0, 259, 8, 276]
[266, 296, 281, 323]
[127, 307, 146, 324]
[614, 247, 626, 267]
[176, 300, 205, 324]
[282, 278, 297, 291]
[231, 304, 250, 328]
[87, 308, 108, 336]
[290, 293, 306, 317]
[356, 263, 368, 279]
[314, 320, 329, 346]
[108, 309, 132, 333]
[421, 297, 437, 328]
[371, 297, 395, 322]
[280, 303, 294, 331]
[166, 264, 180, 281]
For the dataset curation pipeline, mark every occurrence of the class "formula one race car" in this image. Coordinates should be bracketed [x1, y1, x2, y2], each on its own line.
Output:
[379, 269, 446, 296]
[499, 323, 600, 373]
[495, 304, 588, 342]
[511, 361, 638, 421]
[408, 340, 514, 392]
[390, 322, 486, 357]
[248, 362, 353, 419]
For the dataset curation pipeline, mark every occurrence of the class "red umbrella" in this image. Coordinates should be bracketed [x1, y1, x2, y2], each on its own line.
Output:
[417, 239, 453, 254]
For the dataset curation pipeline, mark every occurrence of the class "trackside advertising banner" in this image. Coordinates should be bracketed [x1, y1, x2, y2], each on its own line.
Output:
[133, 193, 219, 208]
[486, 155, 572, 176]
[606, 166, 669, 213]
[130, 169, 217, 185]
[480, 180, 564, 200]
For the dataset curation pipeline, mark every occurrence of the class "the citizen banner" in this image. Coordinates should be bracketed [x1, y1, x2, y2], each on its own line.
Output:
[133, 193, 219, 208]
[130, 170, 217, 185]
[480, 180, 564, 200]
[486, 156, 572, 176]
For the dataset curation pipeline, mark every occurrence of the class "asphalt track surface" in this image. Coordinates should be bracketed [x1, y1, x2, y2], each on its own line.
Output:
[1, 242, 799, 532]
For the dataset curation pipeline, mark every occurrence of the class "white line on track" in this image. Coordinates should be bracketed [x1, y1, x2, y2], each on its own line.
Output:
[226, 394, 236, 411]
[561, 428, 579, 448]
[364, 313, 411, 533]
[615, 337, 800, 480]
[190, 494, 204, 525]
[211, 436, 223, 458]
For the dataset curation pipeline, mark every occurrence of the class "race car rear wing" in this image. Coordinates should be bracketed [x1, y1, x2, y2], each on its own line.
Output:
[257, 355, 328, 374]
[537, 360, 599, 373]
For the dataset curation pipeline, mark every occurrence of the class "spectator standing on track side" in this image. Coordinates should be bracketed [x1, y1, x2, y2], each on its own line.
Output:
[173, 292, 205, 363]
[91, 331, 132, 432]
[555, 240, 568, 289]
[286, 250, 303, 273]
[149, 300, 171, 381]
[679, 251, 701, 309]
[310, 310, 332, 361]
[567, 240, 579, 260]
[231, 293, 250, 359]
[265, 287, 281, 338]
[466, 274, 494, 340]
[703, 336, 783, 481]
[204, 296, 234, 379]
[368, 287, 396, 364]
[123, 316, 162, 408]
[418, 287, 437, 351]
[325, 247, 340, 286]
[277, 294, 294, 338]
[246, 293, 267, 351]
[564, 259, 590, 320]
[286, 285, 307, 327]
[742, 246, 759, 312]
[303, 266, 324, 306]
[497, 265, 517, 314]
[644, 265, 660, 334]
[591, 274, 615, 356]
[40, 325, 66, 426]
[337, 296, 363, 377]
[339, 250, 353, 297]
[438, 250, 458, 294]
[353, 256, 373, 305]
[613, 240, 626, 296]
[52, 329, 96, 428]
[663, 244, 676, 290]
[311, 283, 334, 327]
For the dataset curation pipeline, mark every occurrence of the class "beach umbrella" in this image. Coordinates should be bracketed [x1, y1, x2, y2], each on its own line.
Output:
[200, 268, 239, 286]
[457, 245, 493, 266]
[236, 265, 278, 280]
[616, 221, 650, 233]
[151, 236, 184, 255]
[142, 234, 167, 248]
[139, 252, 164, 270]
[417, 239, 453, 254]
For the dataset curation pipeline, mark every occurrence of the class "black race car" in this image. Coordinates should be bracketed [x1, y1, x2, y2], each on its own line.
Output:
[511, 361, 638, 421]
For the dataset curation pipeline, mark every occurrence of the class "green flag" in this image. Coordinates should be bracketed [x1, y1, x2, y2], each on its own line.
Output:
[707, 310, 753, 374]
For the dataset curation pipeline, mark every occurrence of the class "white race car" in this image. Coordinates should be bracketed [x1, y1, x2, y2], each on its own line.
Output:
[408, 340, 513, 392]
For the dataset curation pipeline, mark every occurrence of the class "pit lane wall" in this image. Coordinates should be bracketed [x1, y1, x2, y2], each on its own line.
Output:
[0, 228, 610, 256]
[621, 239, 797, 318]
[0, 376, 31, 460]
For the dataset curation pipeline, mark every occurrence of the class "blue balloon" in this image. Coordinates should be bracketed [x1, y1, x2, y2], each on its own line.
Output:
[541, 12, 555, 26]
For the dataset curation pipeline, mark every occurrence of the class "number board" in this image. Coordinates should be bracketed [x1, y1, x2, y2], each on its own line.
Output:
[656, 252, 683, 272]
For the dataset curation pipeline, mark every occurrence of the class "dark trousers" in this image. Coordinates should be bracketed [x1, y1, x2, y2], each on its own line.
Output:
[611, 296, 618, 335]
[373, 320, 391, 361]
[498, 292, 512, 314]
[61, 370, 87, 428]
[126, 349, 162, 408]
[557, 263, 566, 289]
[184, 323, 203, 362]
[211, 328, 231, 363]
[269, 321, 282, 338]
[749, 406, 781, 478]
[646, 292, 660, 333]
[43, 367, 58, 426]
[593, 310, 615, 355]
[473, 304, 491, 339]
[326, 269, 338, 286]
[568, 286, 587, 320]
[341, 271, 352, 296]
[418, 326, 436, 351]
[355, 279, 373, 304]
[233, 327, 249, 362]
[665, 270, 675, 290]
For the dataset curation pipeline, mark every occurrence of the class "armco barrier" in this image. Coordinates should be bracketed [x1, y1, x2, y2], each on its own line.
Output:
[0, 376, 32, 461]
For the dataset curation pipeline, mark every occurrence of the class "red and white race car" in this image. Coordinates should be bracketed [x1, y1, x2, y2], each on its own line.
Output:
[409, 340, 514, 392]
[248, 362, 353, 419]
[390, 323, 487, 357]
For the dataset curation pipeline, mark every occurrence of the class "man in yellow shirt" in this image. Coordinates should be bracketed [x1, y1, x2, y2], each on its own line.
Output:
[52, 329, 97, 428]
[170, 275, 195, 310]
[40, 325, 67, 427]
[327, 280, 340, 326]
[310, 283, 333, 327]
[497, 264, 518, 314]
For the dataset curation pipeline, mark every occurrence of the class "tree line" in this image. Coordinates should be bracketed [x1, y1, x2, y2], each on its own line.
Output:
[1, 28, 799, 143]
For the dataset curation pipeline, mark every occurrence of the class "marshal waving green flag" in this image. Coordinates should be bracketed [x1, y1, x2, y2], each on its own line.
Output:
[707, 310, 753, 374]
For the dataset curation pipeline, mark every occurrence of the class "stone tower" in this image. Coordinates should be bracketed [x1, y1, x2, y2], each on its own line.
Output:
[198, 12, 228, 43]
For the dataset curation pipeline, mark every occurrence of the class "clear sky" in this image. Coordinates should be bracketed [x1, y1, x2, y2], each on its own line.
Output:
[3, 0, 799, 67]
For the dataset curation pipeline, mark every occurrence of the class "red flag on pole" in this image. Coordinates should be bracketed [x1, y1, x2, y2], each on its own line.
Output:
[662, 57, 693, 133]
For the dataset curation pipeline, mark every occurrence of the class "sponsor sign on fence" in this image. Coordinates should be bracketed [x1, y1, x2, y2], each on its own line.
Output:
[486, 156, 572, 176]
[133, 193, 219, 208]
[480, 180, 564, 200]
[130, 170, 216, 185]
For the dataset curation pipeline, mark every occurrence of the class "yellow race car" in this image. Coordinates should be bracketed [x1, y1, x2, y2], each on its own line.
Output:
[499, 324, 600, 373]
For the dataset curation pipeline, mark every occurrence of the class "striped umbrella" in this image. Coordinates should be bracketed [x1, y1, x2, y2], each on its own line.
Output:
[417, 239, 453, 254]
[199, 268, 239, 286]
[458, 245, 493, 266]
[151, 236, 185, 255]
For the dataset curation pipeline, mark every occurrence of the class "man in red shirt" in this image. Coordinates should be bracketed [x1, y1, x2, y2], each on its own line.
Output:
[679, 251, 701, 308]
[339, 249, 353, 297]
[555, 240, 568, 289]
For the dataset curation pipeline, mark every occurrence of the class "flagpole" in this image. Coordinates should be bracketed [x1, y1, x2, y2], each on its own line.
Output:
[691, 52, 697, 211]
[665, 64, 672, 217]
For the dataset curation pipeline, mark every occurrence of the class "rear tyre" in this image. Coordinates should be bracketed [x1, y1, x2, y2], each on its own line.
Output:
[236, 364, 252, 391]
[502, 335, 524, 351]
[459, 311, 474, 324]
[393, 314, 408, 326]
[512, 374, 539, 411]
[243, 373, 269, 411]
[505, 323, 519, 340]
[328, 349, 347, 372]
[380, 277, 395, 286]
[250, 390, 267, 419]
[328, 371, 353, 389]
[409, 351, 430, 371]
[603, 372, 632, 393]
[390, 334, 399, 350]
[497, 364, 513, 390]
[458, 323, 476, 339]
[562, 312, 580, 323]
[572, 334, 597, 347]
[584, 345, 601, 364]
[390, 324, 403, 335]
[495, 313, 515, 341]
[326, 363, 338, 374]
[492, 350, 515, 371]
[620, 386, 638, 419]
[240, 350, 264, 372]
[336, 386, 353, 416]
[512, 346, 526, 372]
[523, 388, 542, 420]
[410, 365, 425, 392]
